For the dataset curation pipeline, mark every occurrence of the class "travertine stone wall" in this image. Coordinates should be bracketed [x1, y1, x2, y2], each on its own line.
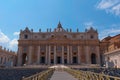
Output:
[17, 23, 100, 66]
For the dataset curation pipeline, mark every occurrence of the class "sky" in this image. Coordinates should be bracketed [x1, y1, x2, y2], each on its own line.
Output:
[0, 0, 120, 52]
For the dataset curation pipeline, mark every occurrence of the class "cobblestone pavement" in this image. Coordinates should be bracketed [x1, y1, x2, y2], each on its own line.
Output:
[50, 70, 78, 80]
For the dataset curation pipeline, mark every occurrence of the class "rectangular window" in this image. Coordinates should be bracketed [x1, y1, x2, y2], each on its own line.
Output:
[57, 46, 62, 51]
[64, 46, 67, 51]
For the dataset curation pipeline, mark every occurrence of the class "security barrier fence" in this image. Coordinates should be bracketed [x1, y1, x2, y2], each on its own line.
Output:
[65, 68, 120, 80]
[22, 67, 120, 80]
[22, 68, 54, 80]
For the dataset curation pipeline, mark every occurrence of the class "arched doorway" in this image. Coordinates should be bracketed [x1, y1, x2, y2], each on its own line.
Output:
[22, 53, 27, 65]
[91, 53, 96, 64]
[73, 57, 77, 64]
[57, 57, 61, 64]
[64, 59, 67, 64]
[40, 56, 45, 64]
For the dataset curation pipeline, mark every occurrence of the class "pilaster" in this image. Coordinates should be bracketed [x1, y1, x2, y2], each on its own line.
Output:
[85, 46, 89, 64]
[70, 46, 72, 64]
[45, 45, 48, 64]
[17, 46, 22, 66]
[28, 46, 32, 65]
[48, 45, 51, 65]
[37, 46, 40, 64]
[54, 45, 56, 64]
[96, 46, 100, 64]
[78, 45, 80, 64]
[62, 46, 64, 64]
[67, 45, 70, 64]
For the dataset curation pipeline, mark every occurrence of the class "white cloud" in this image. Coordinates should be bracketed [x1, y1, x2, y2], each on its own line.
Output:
[0, 30, 18, 52]
[99, 27, 120, 39]
[111, 4, 120, 15]
[13, 32, 20, 36]
[0, 30, 10, 43]
[97, 0, 119, 9]
[9, 39, 18, 49]
[96, 0, 120, 16]
[84, 22, 93, 26]
[84, 22, 97, 29]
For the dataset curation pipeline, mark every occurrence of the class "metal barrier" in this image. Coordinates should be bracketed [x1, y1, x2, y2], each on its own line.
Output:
[22, 68, 54, 80]
[65, 68, 120, 80]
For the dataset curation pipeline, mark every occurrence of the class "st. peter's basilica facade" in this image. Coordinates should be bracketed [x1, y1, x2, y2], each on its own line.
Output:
[17, 22, 100, 66]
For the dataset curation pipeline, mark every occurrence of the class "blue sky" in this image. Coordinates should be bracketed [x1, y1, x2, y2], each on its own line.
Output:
[0, 0, 120, 52]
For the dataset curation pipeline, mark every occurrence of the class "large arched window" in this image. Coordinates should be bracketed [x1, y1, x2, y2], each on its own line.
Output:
[91, 53, 96, 64]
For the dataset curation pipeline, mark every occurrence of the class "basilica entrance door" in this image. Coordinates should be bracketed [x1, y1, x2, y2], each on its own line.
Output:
[64, 59, 67, 64]
[22, 53, 27, 65]
[57, 57, 61, 64]
[91, 53, 96, 64]
[73, 57, 77, 64]
[40, 57, 45, 64]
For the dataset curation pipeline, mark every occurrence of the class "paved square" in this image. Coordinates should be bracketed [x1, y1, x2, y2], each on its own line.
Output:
[50, 71, 78, 80]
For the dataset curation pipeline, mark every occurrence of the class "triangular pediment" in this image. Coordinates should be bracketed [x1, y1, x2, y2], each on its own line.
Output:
[54, 22, 66, 32]
[22, 27, 31, 33]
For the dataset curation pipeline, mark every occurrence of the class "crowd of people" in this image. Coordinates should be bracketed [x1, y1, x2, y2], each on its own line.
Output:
[76, 68, 120, 77]
[0, 68, 47, 80]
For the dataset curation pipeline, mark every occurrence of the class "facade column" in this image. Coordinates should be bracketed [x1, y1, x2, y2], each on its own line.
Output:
[96, 46, 100, 64]
[28, 46, 32, 65]
[48, 45, 51, 65]
[62, 46, 64, 64]
[78, 45, 80, 64]
[67, 45, 70, 64]
[45, 45, 48, 64]
[80, 46, 82, 64]
[70, 46, 72, 64]
[54, 45, 56, 64]
[85, 46, 89, 64]
[37, 46, 40, 64]
[17, 46, 22, 66]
